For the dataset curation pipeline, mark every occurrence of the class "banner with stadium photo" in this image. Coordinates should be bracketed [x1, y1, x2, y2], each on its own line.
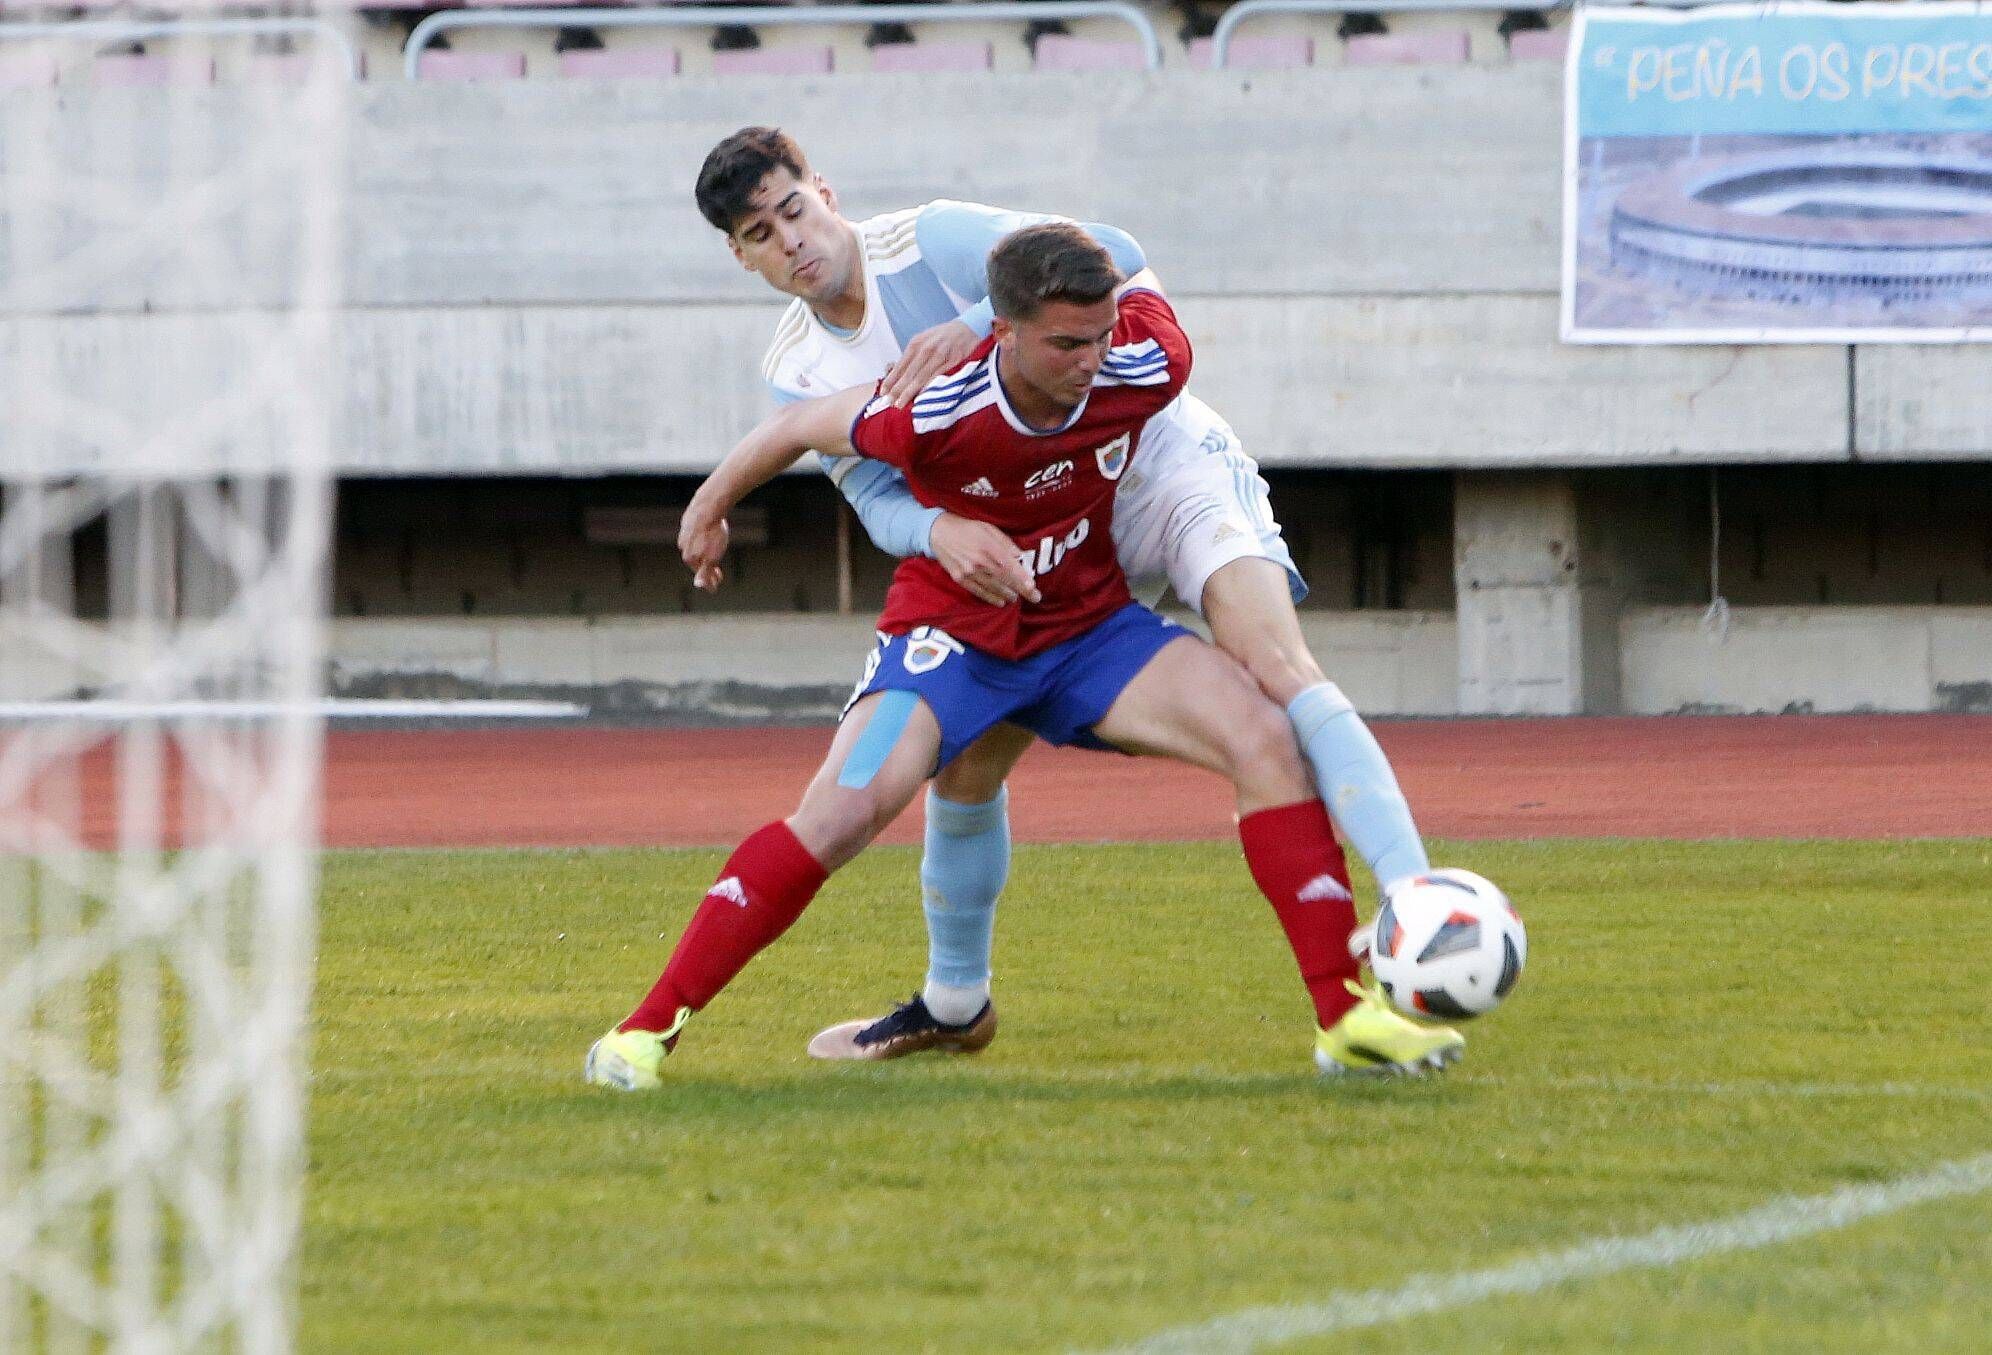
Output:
[1562, 1, 1992, 344]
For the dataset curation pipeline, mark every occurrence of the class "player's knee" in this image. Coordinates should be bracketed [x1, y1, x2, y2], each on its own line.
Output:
[933, 723, 1028, 804]
[934, 756, 1006, 804]
[1227, 634, 1326, 708]
[789, 788, 888, 870]
[1217, 693, 1310, 797]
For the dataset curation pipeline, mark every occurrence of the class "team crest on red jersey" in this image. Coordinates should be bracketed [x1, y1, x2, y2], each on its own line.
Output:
[1093, 433, 1131, 482]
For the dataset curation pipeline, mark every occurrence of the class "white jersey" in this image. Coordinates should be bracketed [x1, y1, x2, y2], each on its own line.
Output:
[761, 208, 951, 415]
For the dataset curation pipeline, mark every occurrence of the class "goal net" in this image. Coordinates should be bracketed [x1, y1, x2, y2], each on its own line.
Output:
[1, 15, 348, 1351]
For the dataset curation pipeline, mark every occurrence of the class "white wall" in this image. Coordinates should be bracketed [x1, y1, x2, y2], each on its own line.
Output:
[1620, 607, 1992, 715]
[316, 610, 1461, 719]
[8, 73, 1988, 475]
[308, 606, 1987, 718]
[327, 615, 879, 720]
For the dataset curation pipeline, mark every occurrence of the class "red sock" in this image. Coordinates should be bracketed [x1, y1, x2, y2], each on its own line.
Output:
[620, 820, 830, 1034]
[1238, 800, 1361, 1028]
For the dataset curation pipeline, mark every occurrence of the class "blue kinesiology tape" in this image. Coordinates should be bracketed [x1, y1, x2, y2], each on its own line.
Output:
[837, 688, 920, 790]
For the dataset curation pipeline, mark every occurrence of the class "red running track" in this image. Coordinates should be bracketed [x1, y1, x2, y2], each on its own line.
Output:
[281, 714, 1989, 849]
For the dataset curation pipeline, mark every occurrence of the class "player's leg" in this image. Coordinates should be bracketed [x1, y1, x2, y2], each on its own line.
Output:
[1086, 631, 1313, 812]
[1199, 554, 1431, 892]
[1080, 629, 1365, 1026]
[1125, 410, 1432, 896]
[1059, 615, 1460, 1074]
[786, 691, 947, 869]
[922, 722, 1033, 1018]
[807, 722, 1033, 1060]
[587, 685, 944, 1089]
[1117, 414, 1431, 893]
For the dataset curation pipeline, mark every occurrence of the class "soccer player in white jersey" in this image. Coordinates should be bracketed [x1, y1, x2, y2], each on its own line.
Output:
[696, 128, 1438, 1059]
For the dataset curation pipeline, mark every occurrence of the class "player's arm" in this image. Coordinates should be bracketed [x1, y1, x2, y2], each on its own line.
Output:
[767, 378, 950, 564]
[1119, 266, 1165, 298]
[770, 384, 1037, 605]
[881, 202, 1147, 406]
[827, 455, 945, 557]
[679, 387, 871, 592]
[833, 458, 1037, 605]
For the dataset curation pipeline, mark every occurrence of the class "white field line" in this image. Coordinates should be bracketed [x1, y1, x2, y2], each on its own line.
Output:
[1098, 1151, 1992, 1355]
[1456, 1073, 1992, 1104]
[0, 698, 585, 720]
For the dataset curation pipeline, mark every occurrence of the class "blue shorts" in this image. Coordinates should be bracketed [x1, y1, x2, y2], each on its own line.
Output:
[845, 602, 1191, 772]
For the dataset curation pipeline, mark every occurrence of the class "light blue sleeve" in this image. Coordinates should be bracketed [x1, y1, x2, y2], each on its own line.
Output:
[914, 201, 1147, 339]
[822, 454, 943, 560]
[770, 378, 940, 557]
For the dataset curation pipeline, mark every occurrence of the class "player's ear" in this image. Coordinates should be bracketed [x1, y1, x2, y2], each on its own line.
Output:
[726, 234, 750, 270]
[815, 175, 839, 214]
[991, 316, 1014, 347]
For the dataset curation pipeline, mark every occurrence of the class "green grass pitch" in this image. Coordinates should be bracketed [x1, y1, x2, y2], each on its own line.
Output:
[303, 839, 1992, 1353]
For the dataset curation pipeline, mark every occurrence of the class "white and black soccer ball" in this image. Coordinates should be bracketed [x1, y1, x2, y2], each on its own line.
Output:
[1370, 869, 1526, 1020]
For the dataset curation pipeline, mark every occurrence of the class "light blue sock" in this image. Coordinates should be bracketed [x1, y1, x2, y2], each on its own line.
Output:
[1286, 682, 1430, 890]
[920, 785, 1009, 1008]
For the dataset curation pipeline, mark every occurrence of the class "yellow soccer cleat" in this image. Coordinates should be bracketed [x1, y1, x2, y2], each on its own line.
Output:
[584, 1008, 690, 1091]
[1314, 979, 1465, 1077]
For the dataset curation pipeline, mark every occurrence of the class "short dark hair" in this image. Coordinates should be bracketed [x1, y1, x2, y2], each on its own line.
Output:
[987, 223, 1122, 322]
[695, 127, 811, 233]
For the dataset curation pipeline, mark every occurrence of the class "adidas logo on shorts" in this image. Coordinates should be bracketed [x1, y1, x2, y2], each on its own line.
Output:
[960, 477, 998, 498]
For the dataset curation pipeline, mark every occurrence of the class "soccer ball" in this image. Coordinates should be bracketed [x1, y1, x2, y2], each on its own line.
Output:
[1369, 869, 1526, 1020]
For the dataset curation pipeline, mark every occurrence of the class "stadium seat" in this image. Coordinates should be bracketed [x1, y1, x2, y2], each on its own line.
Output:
[711, 46, 834, 76]
[1508, 28, 1570, 62]
[93, 54, 216, 86]
[0, 53, 58, 88]
[1344, 30, 1471, 66]
[1031, 36, 1145, 72]
[558, 48, 682, 79]
[868, 41, 994, 74]
[1186, 35, 1314, 70]
[414, 50, 529, 81]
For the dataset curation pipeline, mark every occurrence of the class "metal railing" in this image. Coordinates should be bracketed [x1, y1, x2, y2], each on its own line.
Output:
[405, 1, 1164, 78]
[0, 17, 362, 79]
[1211, 0, 1567, 68]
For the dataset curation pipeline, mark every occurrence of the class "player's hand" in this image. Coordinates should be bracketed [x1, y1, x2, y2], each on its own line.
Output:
[931, 513, 1040, 607]
[883, 320, 981, 407]
[677, 503, 731, 593]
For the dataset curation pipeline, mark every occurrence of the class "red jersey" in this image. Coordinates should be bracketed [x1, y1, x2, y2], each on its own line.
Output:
[849, 289, 1191, 660]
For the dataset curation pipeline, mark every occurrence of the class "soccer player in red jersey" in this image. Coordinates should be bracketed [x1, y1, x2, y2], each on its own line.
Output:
[585, 225, 1464, 1089]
